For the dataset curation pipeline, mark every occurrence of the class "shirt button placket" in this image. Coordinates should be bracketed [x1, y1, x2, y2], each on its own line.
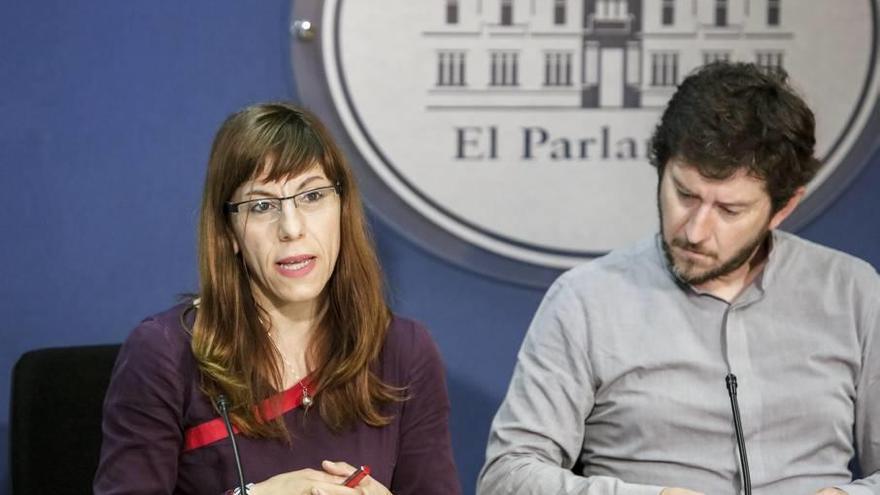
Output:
[725, 303, 765, 492]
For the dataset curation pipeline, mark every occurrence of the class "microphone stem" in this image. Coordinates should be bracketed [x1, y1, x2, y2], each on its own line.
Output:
[217, 396, 248, 495]
[726, 374, 751, 495]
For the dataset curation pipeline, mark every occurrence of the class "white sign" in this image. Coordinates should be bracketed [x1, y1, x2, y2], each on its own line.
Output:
[292, 0, 880, 285]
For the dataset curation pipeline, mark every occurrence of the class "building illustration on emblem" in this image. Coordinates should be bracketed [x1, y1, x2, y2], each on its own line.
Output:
[424, 0, 793, 109]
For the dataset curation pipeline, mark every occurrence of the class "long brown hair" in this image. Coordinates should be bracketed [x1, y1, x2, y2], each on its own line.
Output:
[192, 102, 400, 438]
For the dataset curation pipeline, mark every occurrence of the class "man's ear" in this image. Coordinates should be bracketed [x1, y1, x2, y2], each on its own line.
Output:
[769, 186, 806, 230]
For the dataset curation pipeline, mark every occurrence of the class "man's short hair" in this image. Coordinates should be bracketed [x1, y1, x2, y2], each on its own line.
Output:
[649, 62, 821, 211]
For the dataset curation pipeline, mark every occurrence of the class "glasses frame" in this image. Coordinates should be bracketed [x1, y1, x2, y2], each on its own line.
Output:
[224, 182, 342, 216]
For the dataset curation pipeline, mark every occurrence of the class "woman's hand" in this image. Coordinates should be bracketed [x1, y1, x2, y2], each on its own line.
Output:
[249, 467, 350, 495]
[318, 460, 392, 495]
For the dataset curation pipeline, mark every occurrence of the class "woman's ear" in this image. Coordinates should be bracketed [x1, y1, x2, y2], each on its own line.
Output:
[225, 225, 240, 255]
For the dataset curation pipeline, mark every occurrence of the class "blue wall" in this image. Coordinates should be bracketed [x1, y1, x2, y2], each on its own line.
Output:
[1, 2, 878, 494]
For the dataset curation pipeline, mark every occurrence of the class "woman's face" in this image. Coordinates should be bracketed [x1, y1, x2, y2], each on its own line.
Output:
[227, 164, 341, 317]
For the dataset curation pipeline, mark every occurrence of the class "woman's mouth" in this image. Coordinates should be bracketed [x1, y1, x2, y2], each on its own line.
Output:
[275, 255, 317, 277]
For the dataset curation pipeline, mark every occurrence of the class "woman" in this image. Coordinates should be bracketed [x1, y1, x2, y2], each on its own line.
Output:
[94, 103, 461, 495]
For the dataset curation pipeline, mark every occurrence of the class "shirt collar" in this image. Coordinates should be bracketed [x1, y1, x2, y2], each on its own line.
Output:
[653, 230, 782, 302]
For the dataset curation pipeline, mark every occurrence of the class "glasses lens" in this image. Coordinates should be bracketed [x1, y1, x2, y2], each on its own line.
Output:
[231, 186, 338, 223]
[295, 186, 337, 213]
[241, 198, 282, 223]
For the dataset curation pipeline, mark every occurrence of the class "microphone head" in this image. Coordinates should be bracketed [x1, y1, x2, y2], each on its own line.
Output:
[725, 373, 738, 394]
[216, 394, 230, 412]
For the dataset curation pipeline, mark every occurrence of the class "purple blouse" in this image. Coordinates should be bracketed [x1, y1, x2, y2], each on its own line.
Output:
[94, 304, 461, 495]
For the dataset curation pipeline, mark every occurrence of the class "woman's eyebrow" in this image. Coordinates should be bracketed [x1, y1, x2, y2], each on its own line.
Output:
[240, 176, 329, 198]
[294, 175, 328, 192]
[240, 188, 276, 199]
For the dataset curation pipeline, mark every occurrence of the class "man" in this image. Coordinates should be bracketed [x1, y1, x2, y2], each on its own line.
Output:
[477, 62, 879, 495]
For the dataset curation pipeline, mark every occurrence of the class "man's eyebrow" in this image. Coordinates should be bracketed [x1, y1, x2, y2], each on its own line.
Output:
[671, 176, 693, 193]
[671, 176, 754, 208]
[716, 198, 756, 209]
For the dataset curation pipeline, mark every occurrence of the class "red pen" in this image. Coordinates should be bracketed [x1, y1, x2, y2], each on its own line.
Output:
[342, 465, 371, 487]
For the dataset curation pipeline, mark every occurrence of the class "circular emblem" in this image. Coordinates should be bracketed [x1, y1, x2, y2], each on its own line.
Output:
[291, 0, 880, 287]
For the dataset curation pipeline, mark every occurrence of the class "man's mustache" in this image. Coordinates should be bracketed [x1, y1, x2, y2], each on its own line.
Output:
[670, 238, 717, 259]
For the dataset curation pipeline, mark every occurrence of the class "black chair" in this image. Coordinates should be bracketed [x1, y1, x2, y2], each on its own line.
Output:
[10, 344, 121, 495]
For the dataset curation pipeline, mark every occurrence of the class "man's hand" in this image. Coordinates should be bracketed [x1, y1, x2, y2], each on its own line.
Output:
[815, 488, 847, 495]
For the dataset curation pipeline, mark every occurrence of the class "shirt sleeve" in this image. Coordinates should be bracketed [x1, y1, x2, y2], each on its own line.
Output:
[389, 320, 462, 495]
[93, 316, 187, 495]
[837, 271, 880, 495]
[477, 279, 665, 495]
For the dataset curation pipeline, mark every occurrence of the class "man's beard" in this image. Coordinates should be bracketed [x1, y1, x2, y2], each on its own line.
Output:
[660, 216, 770, 286]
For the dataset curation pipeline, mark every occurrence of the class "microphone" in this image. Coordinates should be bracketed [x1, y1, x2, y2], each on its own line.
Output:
[216, 395, 248, 495]
[725, 374, 751, 495]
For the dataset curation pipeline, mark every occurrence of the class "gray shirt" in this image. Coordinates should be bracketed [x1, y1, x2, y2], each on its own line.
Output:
[478, 231, 880, 495]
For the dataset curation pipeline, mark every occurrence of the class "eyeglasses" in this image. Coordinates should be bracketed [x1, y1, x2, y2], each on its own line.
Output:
[224, 183, 340, 223]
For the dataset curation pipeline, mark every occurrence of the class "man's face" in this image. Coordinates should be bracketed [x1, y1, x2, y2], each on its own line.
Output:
[658, 159, 777, 286]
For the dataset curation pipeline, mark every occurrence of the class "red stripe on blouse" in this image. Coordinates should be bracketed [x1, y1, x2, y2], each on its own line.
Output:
[183, 376, 314, 452]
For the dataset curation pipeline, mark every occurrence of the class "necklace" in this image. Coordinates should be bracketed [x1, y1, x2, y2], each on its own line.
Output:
[269, 331, 313, 408]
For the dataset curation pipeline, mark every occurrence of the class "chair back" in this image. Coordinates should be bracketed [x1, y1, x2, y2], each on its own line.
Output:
[10, 344, 121, 495]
